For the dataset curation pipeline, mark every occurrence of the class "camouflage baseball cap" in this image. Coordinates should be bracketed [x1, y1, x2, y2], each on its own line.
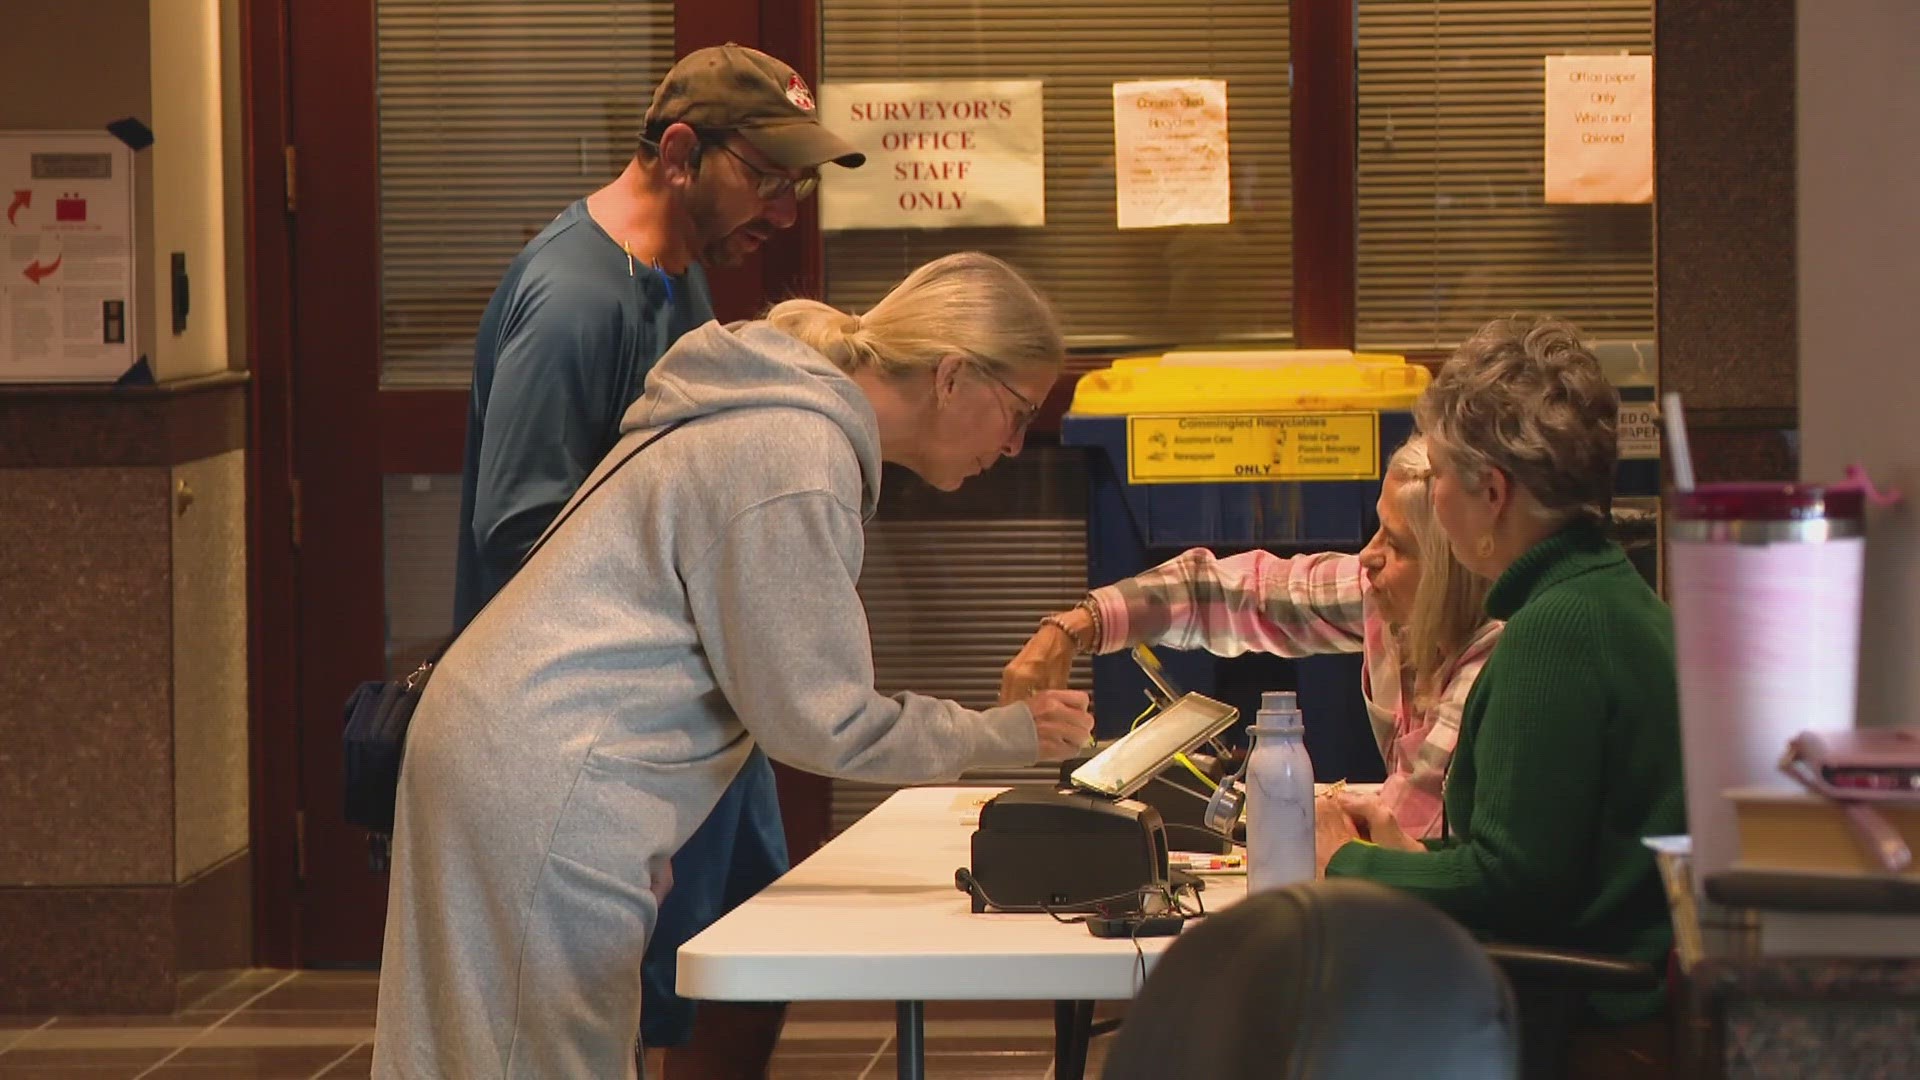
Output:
[644, 44, 865, 170]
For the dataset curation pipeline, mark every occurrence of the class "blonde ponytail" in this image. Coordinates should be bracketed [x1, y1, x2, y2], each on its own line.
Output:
[762, 298, 868, 370]
[765, 252, 1063, 383]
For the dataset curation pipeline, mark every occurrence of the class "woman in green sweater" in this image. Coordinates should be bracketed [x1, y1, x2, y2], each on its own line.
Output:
[1315, 316, 1685, 1024]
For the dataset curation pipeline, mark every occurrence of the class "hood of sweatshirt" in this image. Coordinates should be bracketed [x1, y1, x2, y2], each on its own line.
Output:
[621, 319, 883, 518]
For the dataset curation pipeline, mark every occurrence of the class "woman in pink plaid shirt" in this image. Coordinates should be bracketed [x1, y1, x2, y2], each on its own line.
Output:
[1005, 435, 1499, 840]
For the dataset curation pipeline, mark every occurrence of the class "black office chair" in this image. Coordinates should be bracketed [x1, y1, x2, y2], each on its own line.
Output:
[1097, 880, 1520, 1080]
[1481, 942, 1665, 1080]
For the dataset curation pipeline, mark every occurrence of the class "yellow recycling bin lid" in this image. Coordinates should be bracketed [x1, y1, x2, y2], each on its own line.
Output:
[1069, 348, 1427, 415]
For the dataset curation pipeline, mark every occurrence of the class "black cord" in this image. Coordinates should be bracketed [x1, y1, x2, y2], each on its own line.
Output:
[1043, 884, 1168, 925]
[1148, 774, 1215, 805]
[1045, 900, 1093, 925]
[1131, 919, 1147, 992]
[955, 868, 1162, 920]
[954, 865, 1207, 961]
[1164, 822, 1235, 846]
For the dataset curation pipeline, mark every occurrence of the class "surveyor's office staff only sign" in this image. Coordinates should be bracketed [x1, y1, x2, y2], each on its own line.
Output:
[819, 80, 1046, 230]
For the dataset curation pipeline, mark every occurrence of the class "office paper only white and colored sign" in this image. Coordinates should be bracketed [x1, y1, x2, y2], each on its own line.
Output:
[1112, 79, 1231, 230]
[1544, 54, 1653, 204]
[0, 131, 137, 382]
[818, 80, 1046, 230]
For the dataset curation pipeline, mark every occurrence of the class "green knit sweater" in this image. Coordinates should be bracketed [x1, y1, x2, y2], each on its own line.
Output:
[1326, 523, 1685, 1020]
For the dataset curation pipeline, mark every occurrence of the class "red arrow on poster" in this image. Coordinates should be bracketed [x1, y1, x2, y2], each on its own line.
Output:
[7, 190, 28, 226]
[23, 254, 61, 283]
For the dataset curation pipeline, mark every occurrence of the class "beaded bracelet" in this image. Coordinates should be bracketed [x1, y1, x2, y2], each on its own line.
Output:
[1078, 596, 1105, 653]
[1038, 597, 1105, 655]
[1038, 612, 1090, 655]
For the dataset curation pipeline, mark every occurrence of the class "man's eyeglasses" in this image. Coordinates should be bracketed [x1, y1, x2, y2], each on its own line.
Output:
[975, 363, 1038, 439]
[710, 140, 819, 202]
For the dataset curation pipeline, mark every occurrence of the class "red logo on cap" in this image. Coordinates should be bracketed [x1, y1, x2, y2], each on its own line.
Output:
[786, 74, 815, 113]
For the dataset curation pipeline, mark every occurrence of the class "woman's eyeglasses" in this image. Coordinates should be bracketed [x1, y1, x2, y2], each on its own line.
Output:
[976, 364, 1038, 439]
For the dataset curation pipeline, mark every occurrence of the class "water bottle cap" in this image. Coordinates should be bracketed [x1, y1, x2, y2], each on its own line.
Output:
[1250, 716, 1304, 737]
[1260, 690, 1297, 713]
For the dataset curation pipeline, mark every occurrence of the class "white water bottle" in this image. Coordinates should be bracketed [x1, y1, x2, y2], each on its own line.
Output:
[1244, 690, 1315, 892]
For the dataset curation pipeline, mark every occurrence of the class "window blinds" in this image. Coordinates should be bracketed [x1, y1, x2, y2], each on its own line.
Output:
[820, 0, 1293, 350]
[376, 0, 675, 387]
[1354, 0, 1655, 351]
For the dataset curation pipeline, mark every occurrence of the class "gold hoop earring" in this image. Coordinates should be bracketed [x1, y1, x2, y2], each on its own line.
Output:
[1475, 534, 1495, 560]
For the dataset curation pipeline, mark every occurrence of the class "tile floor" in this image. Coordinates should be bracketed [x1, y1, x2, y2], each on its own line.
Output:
[0, 971, 1117, 1078]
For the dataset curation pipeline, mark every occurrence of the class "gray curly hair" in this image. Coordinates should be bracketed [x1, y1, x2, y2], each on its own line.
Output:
[1415, 316, 1619, 527]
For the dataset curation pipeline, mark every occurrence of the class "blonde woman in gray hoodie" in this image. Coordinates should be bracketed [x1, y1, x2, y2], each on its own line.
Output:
[373, 252, 1096, 1080]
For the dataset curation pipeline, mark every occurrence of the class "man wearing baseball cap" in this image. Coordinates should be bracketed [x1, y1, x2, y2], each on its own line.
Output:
[646, 42, 865, 172]
[437, 43, 861, 1080]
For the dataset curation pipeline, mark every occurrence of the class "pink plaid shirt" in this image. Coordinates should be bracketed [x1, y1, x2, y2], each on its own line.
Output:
[1087, 548, 1502, 840]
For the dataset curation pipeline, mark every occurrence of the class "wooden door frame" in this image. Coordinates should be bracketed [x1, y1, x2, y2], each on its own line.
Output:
[279, 0, 388, 965]
[246, 0, 1361, 964]
[242, 0, 300, 968]
[1291, 0, 1358, 348]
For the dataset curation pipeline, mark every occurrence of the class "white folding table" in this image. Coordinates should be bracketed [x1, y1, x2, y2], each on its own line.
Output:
[677, 785, 1248, 1080]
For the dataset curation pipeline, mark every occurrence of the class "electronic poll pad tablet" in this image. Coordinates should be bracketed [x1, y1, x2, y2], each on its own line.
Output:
[1067, 692, 1239, 799]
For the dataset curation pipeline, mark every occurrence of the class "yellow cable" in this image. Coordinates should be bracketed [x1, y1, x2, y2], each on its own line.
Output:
[1173, 752, 1219, 791]
[1136, 701, 1217, 789]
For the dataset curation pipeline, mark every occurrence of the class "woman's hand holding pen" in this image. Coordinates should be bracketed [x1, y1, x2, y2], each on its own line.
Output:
[1027, 689, 1096, 761]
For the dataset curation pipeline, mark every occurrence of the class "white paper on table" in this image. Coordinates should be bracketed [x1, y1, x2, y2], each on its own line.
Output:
[1543, 54, 1653, 204]
[1112, 79, 1230, 229]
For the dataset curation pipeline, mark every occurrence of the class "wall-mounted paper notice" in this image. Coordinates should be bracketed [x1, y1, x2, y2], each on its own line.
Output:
[0, 131, 137, 382]
[1112, 79, 1230, 230]
[819, 80, 1046, 231]
[1544, 54, 1653, 204]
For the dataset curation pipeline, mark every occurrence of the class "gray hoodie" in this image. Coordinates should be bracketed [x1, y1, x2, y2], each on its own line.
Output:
[374, 320, 1038, 1079]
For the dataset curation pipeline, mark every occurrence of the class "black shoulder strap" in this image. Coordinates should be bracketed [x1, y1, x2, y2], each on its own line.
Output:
[519, 418, 687, 568]
[423, 419, 687, 671]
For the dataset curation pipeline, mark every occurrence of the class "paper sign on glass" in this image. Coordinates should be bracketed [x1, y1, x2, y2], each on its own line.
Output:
[0, 131, 137, 382]
[1126, 412, 1380, 484]
[1544, 54, 1653, 204]
[818, 80, 1045, 231]
[1113, 79, 1230, 230]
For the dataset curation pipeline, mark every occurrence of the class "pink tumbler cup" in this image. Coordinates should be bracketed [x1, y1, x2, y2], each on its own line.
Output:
[1667, 483, 1867, 889]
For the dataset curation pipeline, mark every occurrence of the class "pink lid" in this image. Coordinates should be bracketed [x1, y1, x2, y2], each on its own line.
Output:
[1668, 482, 1864, 524]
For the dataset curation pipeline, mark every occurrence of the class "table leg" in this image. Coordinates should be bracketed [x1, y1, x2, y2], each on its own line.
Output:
[896, 1000, 925, 1080]
[1054, 1000, 1094, 1080]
